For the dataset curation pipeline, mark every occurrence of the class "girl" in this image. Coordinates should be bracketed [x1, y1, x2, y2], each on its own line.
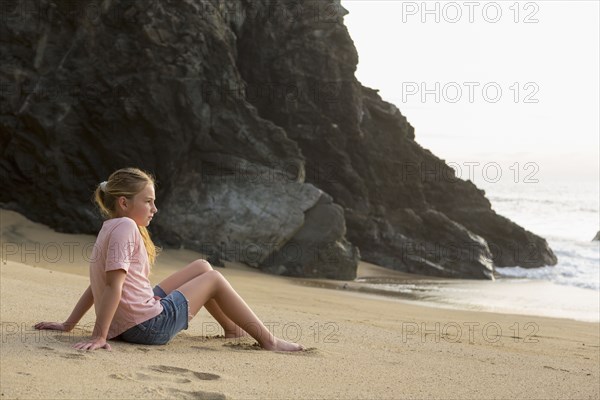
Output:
[35, 167, 303, 352]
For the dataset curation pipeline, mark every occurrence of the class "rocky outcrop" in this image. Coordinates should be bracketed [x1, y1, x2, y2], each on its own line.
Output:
[0, 0, 556, 280]
[0, 0, 358, 279]
[593, 231, 600, 241]
[235, 1, 556, 278]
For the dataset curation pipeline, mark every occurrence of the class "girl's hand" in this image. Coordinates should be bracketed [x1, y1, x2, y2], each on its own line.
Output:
[73, 337, 112, 351]
[34, 322, 73, 332]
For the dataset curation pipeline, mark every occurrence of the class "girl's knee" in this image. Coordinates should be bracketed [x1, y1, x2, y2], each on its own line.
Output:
[204, 269, 225, 284]
[206, 269, 222, 279]
[192, 258, 213, 273]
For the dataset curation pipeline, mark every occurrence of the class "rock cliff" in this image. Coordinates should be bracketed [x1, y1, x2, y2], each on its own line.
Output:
[0, 0, 557, 279]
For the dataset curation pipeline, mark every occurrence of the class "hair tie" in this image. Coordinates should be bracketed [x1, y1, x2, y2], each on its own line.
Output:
[99, 181, 108, 192]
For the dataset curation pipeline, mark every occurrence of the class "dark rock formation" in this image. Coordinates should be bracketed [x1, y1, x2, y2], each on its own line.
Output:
[0, 0, 556, 280]
[593, 231, 600, 241]
[234, 1, 556, 278]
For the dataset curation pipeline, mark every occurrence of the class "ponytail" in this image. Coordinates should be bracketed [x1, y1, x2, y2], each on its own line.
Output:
[93, 168, 161, 266]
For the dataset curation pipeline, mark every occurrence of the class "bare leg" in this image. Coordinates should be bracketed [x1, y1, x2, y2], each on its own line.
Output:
[177, 270, 303, 352]
[156, 259, 245, 337]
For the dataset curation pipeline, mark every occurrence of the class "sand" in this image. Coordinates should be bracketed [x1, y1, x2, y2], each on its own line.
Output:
[1, 209, 599, 399]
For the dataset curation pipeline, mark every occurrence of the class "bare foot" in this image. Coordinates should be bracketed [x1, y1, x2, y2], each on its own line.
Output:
[262, 337, 304, 352]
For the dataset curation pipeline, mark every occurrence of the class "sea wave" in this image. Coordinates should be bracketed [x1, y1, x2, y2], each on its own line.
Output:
[496, 265, 599, 291]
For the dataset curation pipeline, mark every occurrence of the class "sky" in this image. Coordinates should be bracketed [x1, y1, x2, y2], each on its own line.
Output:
[341, 0, 599, 184]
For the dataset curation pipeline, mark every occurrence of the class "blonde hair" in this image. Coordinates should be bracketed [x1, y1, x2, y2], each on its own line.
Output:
[93, 167, 160, 265]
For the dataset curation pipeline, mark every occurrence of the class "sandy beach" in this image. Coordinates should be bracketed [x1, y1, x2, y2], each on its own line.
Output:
[1, 209, 599, 399]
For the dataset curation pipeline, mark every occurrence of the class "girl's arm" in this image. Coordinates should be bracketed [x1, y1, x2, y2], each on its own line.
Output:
[35, 285, 94, 332]
[65, 285, 94, 329]
[73, 269, 126, 351]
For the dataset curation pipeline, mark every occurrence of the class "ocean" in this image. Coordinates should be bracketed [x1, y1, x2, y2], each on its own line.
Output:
[485, 178, 600, 291]
[367, 177, 600, 322]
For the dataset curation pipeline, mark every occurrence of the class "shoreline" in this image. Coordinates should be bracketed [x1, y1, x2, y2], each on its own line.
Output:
[2, 208, 598, 325]
[292, 261, 600, 324]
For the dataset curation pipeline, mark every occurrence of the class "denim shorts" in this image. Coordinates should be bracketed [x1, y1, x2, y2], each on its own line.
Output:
[119, 285, 189, 345]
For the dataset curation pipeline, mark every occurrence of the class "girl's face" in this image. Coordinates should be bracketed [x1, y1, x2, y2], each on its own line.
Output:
[117, 183, 158, 226]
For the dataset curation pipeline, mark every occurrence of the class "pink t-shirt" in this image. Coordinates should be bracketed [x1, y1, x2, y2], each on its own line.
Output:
[89, 217, 163, 339]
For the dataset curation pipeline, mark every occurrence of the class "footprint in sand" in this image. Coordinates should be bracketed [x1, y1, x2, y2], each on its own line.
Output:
[108, 372, 192, 383]
[148, 365, 221, 381]
[190, 345, 219, 351]
[52, 335, 78, 343]
[109, 365, 220, 383]
[60, 353, 87, 360]
[166, 387, 226, 400]
[141, 372, 190, 384]
[108, 371, 192, 384]
[109, 365, 224, 399]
